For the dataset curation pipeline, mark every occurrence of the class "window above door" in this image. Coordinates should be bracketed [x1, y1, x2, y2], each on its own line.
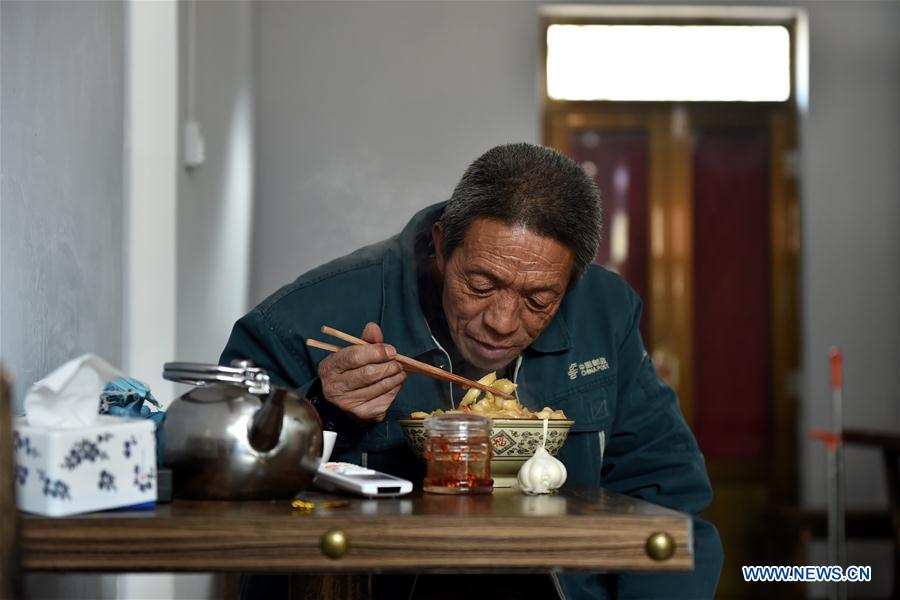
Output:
[546, 24, 791, 102]
[541, 5, 806, 106]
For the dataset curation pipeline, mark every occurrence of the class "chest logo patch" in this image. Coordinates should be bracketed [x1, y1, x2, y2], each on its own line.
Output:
[568, 357, 610, 380]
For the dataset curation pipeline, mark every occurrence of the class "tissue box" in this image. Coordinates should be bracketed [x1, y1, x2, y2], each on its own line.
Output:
[14, 415, 157, 517]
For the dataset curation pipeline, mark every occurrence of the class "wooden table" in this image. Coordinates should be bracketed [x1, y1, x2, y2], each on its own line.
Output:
[21, 487, 693, 574]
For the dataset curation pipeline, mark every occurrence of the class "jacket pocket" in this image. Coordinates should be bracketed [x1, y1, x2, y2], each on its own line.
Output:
[543, 376, 615, 487]
[541, 374, 615, 433]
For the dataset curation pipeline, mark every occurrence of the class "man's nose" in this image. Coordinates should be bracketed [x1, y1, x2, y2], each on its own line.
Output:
[483, 292, 519, 337]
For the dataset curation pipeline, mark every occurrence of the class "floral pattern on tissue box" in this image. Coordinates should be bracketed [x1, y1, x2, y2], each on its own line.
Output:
[13, 415, 157, 517]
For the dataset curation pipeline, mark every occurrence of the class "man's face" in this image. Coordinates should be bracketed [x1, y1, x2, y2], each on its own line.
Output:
[432, 218, 574, 372]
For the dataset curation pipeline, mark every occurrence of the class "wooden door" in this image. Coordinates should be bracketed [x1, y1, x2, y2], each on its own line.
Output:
[546, 103, 800, 598]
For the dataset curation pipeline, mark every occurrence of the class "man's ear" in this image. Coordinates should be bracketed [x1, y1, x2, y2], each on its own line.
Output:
[432, 222, 446, 275]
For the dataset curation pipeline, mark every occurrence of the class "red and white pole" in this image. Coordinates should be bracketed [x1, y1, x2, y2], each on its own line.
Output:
[828, 347, 847, 600]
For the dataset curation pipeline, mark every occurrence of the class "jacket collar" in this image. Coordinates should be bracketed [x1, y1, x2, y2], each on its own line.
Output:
[379, 201, 573, 360]
[529, 308, 572, 354]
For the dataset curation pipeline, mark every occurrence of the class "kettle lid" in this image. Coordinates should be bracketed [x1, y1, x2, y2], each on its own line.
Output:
[163, 360, 270, 394]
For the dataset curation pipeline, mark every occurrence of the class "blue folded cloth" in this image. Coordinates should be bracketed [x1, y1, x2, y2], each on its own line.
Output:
[100, 377, 166, 463]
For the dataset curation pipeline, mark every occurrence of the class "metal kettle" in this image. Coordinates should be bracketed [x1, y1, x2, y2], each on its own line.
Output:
[162, 360, 323, 500]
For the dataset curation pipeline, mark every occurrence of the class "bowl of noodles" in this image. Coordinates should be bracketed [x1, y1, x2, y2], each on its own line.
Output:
[398, 373, 575, 488]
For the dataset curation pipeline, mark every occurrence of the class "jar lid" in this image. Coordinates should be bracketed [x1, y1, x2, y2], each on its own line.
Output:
[163, 360, 270, 394]
[424, 413, 491, 434]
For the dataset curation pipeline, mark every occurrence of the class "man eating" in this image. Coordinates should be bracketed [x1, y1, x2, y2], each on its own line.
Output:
[222, 142, 723, 598]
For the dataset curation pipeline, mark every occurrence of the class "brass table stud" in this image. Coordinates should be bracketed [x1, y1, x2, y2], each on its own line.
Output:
[645, 531, 675, 561]
[320, 529, 349, 559]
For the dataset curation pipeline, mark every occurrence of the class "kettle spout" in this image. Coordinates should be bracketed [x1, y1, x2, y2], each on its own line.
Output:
[247, 388, 287, 452]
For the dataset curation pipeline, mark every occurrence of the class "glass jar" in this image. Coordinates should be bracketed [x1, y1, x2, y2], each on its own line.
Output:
[423, 413, 493, 494]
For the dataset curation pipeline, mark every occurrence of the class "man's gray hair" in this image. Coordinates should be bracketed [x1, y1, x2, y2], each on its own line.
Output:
[440, 143, 601, 285]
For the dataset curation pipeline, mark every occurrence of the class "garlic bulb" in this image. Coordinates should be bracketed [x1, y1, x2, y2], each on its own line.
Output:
[517, 445, 567, 495]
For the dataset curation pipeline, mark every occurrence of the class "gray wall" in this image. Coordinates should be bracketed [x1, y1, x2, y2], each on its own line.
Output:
[173, 2, 255, 596]
[1, 1, 125, 598]
[796, 3, 899, 593]
[1, 0, 124, 413]
[799, 0, 900, 510]
[251, 0, 542, 302]
[177, 0, 254, 366]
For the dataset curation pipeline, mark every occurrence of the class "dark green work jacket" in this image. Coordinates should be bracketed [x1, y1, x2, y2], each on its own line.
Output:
[221, 202, 723, 599]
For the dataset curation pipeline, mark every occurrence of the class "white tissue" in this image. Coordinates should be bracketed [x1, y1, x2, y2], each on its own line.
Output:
[24, 354, 123, 429]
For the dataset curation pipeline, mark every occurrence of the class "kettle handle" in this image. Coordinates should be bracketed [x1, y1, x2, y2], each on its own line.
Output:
[163, 361, 270, 394]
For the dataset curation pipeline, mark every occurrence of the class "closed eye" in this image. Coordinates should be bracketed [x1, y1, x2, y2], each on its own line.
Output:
[526, 292, 558, 311]
[466, 275, 496, 295]
[527, 297, 550, 310]
[468, 282, 494, 295]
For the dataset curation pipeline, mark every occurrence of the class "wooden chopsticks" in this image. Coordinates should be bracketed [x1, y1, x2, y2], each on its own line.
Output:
[306, 325, 515, 400]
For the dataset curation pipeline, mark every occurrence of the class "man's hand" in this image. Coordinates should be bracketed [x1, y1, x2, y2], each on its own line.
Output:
[317, 322, 407, 424]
